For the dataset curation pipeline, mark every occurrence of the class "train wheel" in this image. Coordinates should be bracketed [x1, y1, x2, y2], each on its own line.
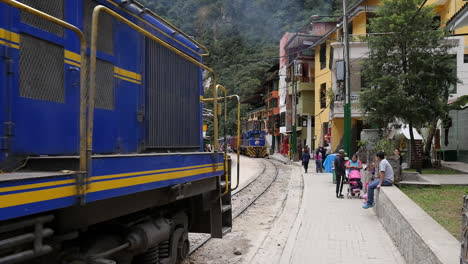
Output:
[176, 230, 189, 263]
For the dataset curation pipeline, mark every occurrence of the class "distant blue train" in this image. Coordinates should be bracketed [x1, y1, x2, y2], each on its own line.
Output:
[0, 1, 232, 263]
[241, 130, 268, 158]
[230, 120, 267, 158]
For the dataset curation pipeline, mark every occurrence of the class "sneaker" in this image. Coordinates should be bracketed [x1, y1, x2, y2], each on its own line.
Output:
[362, 203, 373, 209]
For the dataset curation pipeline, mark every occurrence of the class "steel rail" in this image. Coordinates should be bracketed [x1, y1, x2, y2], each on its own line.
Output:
[88, 6, 218, 180]
[188, 159, 279, 255]
[1, 0, 89, 200]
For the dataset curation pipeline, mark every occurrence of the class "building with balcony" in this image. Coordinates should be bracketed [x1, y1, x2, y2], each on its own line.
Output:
[313, 0, 379, 154]
[309, 0, 468, 158]
[430, 0, 468, 162]
[278, 22, 336, 156]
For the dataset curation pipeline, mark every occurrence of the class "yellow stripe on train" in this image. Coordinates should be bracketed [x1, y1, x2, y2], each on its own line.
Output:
[0, 163, 224, 193]
[0, 28, 20, 49]
[0, 165, 224, 208]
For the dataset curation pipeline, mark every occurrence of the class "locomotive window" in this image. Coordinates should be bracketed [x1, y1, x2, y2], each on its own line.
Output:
[20, 0, 64, 36]
[83, 0, 114, 55]
[20, 34, 64, 103]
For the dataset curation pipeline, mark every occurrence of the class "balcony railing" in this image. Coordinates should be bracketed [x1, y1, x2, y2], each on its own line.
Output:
[332, 101, 363, 119]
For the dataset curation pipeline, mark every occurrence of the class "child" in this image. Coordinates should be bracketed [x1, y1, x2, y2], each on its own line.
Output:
[363, 163, 376, 195]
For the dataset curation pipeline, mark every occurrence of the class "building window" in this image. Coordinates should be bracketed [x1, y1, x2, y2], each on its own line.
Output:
[464, 54, 468, 64]
[450, 55, 457, 94]
[280, 112, 286, 127]
[302, 62, 309, 82]
[320, 83, 327, 109]
[323, 122, 329, 145]
[301, 116, 307, 127]
[361, 74, 368, 92]
[320, 44, 327, 69]
[366, 13, 376, 34]
[329, 47, 334, 70]
[271, 98, 278, 108]
[432, 16, 441, 30]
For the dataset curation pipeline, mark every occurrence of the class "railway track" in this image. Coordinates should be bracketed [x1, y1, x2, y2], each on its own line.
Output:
[188, 158, 280, 255]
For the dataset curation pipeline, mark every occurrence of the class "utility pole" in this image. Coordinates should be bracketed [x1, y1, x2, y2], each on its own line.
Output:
[292, 64, 298, 160]
[343, 0, 352, 156]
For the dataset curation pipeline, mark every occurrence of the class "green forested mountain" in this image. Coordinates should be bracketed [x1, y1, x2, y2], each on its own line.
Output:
[139, 0, 342, 134]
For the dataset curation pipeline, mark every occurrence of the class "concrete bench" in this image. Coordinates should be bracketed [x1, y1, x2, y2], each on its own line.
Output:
[374, 185, 460, 264]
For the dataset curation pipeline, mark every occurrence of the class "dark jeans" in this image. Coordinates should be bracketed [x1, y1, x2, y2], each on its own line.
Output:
[303, 161, 309, 172]
[315, 160, 323, 173]
[336, 173, 345, 195]
[367, 179, 393, 205]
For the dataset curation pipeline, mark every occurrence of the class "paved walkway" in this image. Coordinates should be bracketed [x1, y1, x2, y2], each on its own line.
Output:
[282, 167, 406, 264]
[400, 161, 468, 185]
[442, 161, 468, 174]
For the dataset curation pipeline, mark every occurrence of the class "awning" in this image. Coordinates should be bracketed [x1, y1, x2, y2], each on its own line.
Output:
[401, 127, 423, 140]
[388, 125, 423, 140]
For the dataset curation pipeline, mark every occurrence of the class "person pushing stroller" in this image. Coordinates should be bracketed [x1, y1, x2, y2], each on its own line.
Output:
[345, 154, 363, 198]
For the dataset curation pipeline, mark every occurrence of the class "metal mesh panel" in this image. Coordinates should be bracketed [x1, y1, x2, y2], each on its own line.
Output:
[83, 0, 114, 55]
[91, 59, 114, 110]
[145, 38, 201, 149]
[20, 0, 64, 36]
[20, 34, 64, 103]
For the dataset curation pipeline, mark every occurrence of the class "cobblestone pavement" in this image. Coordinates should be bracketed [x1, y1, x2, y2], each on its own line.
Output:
[282, 169, 406, 264]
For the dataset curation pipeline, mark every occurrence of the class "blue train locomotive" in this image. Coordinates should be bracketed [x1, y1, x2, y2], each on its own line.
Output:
[239, 120, 268, 158]
[0, 0, 233, 263]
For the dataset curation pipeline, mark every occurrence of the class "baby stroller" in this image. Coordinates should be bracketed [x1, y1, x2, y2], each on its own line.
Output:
[347, 169, 363, 199]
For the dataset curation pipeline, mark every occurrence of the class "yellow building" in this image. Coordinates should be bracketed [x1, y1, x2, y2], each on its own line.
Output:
[430, 0, 468, 161]
[430, 0, 468, 99]
[313, 0, 380, 153]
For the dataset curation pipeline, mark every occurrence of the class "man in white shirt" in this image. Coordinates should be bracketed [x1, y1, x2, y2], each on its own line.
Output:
[362, 151, 394, 209]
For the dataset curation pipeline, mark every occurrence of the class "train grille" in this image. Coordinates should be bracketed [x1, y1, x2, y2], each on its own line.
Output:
[19, 34, 64, 103]
[144, 38, 201, 150]
[20, 0, 64, 37]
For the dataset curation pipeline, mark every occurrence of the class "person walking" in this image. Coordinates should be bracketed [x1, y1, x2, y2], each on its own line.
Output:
[334, 149, 346, 198]
[362, 151, 394, 209]
[302, 148, 311, 174]
[320, 145, 327, 161]
[314, 149, 323, 173]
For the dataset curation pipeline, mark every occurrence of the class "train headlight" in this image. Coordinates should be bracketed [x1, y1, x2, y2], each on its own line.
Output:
[255, 140, 260, 146]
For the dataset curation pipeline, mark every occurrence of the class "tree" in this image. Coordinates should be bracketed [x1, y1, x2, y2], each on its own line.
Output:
[359, 0, 457, 172]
